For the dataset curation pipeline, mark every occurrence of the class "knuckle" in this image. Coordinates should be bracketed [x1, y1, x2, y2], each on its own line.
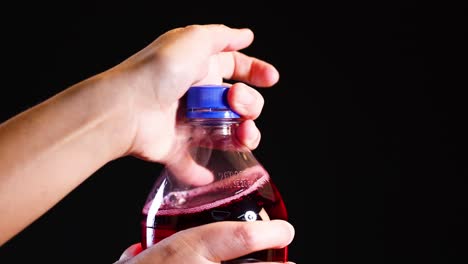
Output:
[183, 24, 208, 36]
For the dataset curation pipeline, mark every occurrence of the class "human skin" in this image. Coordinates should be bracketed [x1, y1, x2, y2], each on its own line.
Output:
[0, 24, 295, 263]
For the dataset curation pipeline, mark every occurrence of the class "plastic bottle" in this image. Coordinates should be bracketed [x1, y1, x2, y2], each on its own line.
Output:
[141, 84, 288, 263]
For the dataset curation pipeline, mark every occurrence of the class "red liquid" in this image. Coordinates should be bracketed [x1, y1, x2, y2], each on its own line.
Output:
[141, 172, 288, 263]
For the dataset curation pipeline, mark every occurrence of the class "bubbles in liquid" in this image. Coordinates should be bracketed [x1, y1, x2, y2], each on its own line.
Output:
[164, 192, 187, 207]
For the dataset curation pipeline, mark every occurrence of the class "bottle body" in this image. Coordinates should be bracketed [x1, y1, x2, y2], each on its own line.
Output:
[141, 85, 288, 263]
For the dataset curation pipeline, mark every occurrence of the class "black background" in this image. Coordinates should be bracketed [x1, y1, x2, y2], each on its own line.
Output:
[1, 2, 467, 263]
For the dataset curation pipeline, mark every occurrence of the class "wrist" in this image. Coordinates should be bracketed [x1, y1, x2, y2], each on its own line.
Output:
[73, 70, 138, 161]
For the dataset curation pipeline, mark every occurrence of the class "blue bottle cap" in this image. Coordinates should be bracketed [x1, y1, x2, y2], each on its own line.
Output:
[186, 85, 241, 119]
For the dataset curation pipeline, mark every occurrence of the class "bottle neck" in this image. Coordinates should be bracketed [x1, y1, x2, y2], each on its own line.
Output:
[188, 118, 240, 133]
[187, 118, 242, 146]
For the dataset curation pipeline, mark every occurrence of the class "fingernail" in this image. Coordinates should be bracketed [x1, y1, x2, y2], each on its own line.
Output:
[285, 222, 295, 244]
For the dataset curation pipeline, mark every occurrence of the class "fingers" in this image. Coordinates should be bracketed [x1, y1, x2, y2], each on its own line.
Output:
[219, 51, 280, 88]
[198, 24, 255, 54]
[145, 24, 269, 102]
[236, 120, 261, 150]
[186, 24, 279, 88]
[164, 149, 214, 186]
[139, 220, 295, 263]
[115, 222, 296, 264]
[162, 24, 254, 59]
[164, 24, 278, 88]
[196, 24, 279, 88]
[161, 127, 215, 186]
[181, 220, 295, 262]
[226, 83, 264, 149]
[227, 82, 265, 120]
[185, 24, 280, 90]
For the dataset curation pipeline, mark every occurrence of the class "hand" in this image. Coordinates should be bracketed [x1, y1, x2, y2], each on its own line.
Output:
[108, 24, 279, 163]
[0, 23, 284, 248]
[115, 220, 295, 264]
[109, 25, 293, 264]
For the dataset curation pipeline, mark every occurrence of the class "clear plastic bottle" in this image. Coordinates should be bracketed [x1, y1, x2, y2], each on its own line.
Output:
[141, 84, 288, 263]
